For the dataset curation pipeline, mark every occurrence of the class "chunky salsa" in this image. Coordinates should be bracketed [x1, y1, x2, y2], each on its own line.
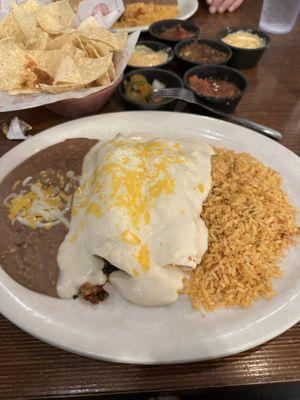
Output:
[178, 43, 228, 64]
[159, 24, 196, 41]
[189, 75, 240, 99]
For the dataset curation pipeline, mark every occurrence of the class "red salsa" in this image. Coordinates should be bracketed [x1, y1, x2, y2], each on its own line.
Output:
[178, 43, 228, 64]
[189, 75, 240, 99]
[159, 25, 196, 41]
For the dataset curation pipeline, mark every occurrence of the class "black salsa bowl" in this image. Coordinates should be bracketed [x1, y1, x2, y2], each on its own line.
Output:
[184, 64, 248, 113]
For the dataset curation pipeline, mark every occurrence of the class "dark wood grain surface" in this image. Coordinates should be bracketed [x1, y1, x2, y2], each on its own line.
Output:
[0, 1, 299, 399]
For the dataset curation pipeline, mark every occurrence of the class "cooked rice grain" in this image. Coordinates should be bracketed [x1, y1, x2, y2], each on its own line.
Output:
[184, 148, 298, 312]
[113, 3, 178, 28]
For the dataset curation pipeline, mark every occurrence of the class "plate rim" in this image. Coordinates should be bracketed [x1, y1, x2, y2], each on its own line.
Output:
[0, 277, 299, 365]
[0, 111, 299, 364]
[1, 110, 300, 168]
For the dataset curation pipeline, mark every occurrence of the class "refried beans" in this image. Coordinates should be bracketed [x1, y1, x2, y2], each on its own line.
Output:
[0, 138, 97, 297]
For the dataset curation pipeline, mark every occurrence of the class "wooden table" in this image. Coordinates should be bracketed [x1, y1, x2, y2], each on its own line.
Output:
[0, 1, 299, 399]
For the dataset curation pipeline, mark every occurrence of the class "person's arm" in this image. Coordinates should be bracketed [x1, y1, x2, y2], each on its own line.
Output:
[206, 0, 245, 13]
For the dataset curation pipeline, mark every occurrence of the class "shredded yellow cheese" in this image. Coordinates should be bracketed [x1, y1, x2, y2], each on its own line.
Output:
[86, 202, 102, 218]
[121, 230, 141, 245]
[71, 139, 187, 271]
[135, 244, 150, 272]
[198, 183, 205, 193]
[6, 180, 70, 229]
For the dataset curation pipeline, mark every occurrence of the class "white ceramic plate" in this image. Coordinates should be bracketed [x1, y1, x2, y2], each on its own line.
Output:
[114, 0, 199, 33]
[0, 112, 299, 364]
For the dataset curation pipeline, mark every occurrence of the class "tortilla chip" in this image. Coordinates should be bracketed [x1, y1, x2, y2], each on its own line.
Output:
[74, 36, 92, 57]
[15, 0, 40, 14]
[26, 31, 48, 50]
[39, 82, 84, 93]
[54, 55, 81, 84]
[9, 87, 40, 95]
[27, 49, 61, 78]
[74, 47, 87, 59]
[108, 61, 116, 82]
[78, 17, 127, 52]
[61, 41, 79, 58]
[74, 51, 112, 85]
[0, 14, 23, 43]
[95, 71, 110, 86]
[113, 32, 128, 52]
[0, 38, 33, 91]
[46, 32, 75, 50]
[79, 37, 111, 58]
[83, 41, 100, 58]
[53, 51, 111, 86]
[36, 0, 75, 34]
[12, 6, 37, 39]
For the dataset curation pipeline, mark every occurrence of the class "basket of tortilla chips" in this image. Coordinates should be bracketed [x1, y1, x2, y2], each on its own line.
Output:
[0, 0, 139, 116]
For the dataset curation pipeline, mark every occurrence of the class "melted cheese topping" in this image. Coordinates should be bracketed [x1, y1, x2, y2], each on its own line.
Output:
[5, 180, 72, 229]
[129, 45, 169, 67]
[57, 134, 213, 305]
[222, 31, 266, 49]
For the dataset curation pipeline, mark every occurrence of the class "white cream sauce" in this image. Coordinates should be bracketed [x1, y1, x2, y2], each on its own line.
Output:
[57, 134, 213, 306]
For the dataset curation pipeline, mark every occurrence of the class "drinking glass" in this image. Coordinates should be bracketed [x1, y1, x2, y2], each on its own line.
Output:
[259, 0, 300, 34]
